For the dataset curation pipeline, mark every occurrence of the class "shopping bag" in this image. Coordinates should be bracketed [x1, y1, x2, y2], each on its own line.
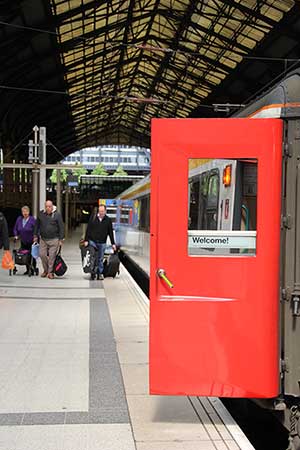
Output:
[2, 250, 14, 270]
[31, 242, 40, 259]
[54, 247, 67, 276]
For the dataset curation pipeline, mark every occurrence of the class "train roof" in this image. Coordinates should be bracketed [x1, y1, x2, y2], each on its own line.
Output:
[118, 68, 300, 200]
[117, 175, 150, 200]
[236, 68, 300, 119]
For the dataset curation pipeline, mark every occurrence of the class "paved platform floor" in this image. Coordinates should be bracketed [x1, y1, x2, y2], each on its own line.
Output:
[0, 233, 254, 450]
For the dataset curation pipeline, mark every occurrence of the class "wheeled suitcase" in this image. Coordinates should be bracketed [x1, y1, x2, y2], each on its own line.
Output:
[81, 245, 98, 274]
[103, 252, 120, 278]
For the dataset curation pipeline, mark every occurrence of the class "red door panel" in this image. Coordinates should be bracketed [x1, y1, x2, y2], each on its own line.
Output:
[150, 118, 282, 397]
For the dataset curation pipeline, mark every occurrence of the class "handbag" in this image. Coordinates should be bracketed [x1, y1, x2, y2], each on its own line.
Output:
[2, 250, 14, 270]
[15, 249, 31, 266]
[54, 247, 67, 276]
[103, 252, 120, 278]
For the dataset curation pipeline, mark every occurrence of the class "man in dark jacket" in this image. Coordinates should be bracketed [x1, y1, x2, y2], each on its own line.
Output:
[0, 212, 9, 251]
[84, 204, 116, 280]
[34, 200, 64, 279]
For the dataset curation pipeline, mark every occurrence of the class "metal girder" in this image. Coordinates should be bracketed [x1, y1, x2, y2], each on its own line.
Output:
[129, 0, 200, 140]
[58, 11, 152, 53]
[0, 0, 296, 159]
[158, 8, 255, 55]
[105, 0, 136, 128]
[118, 0, 161, 124]
[214, 0, 278, 29]
[54, 0, 100, 25]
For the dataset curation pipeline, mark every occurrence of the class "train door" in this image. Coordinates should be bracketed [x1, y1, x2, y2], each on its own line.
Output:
[150, 118, 282, 397]
[281, 120, 300, 398]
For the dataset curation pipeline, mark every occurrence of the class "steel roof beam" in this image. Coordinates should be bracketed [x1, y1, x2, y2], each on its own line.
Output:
[130, 0, 203, 139]
[105, 0, 136, 128]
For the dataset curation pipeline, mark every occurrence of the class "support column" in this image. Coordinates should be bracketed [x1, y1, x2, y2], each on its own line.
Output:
[32, 167, 39, 218]
[71, 194, 77, 229]
[56, 169, 61, 213]
[65, 188, 69, 239]
[3, 141, 13, 207]
[39, 127, 47, 211]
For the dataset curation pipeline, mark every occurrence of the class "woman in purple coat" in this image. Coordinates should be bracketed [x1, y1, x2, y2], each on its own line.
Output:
[13, 205, 37, 275]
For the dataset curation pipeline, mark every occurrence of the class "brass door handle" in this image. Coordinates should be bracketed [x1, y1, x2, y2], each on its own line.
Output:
[157, 268, 174, 288]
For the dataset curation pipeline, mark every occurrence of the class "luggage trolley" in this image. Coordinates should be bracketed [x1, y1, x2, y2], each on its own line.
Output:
[9, 240, 39, 277]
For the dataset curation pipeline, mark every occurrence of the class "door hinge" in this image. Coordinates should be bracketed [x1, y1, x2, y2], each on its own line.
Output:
[282, 287, 292, 302]
[284, 141, 293, 157]
[281, 214, 293, 229]
[292, 295, 300, 316]
[295, 121, 300, 140]
[281, 359, 290, 373]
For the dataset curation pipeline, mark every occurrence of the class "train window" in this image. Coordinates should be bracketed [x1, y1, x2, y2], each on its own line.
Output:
[188, 179, 200, 230]
[106, 207, 117, 223]
[188, 159, 257, 256]
[206, 171, 219, 230]
[139, 195, 150, 232]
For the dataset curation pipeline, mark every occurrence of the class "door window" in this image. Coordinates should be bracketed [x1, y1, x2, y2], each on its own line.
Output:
[188, 158, 257, 256]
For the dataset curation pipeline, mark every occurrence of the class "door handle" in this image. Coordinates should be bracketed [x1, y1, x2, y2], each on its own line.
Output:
[157, 268, 174, 288]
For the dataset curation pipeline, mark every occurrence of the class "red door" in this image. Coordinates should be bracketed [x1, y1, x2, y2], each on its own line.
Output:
[150, 118, 282, 398]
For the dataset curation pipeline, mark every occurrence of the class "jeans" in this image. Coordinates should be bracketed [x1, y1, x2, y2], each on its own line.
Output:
[89, 241, 106, 274]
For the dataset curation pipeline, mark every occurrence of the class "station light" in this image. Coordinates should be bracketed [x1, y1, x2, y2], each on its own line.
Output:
[223, 164, 232, 187]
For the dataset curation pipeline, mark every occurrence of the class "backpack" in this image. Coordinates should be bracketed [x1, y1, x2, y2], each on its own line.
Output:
[103, 253, 120, 278]
[81, 245, 98, 274]
[54, 248, 67, 276]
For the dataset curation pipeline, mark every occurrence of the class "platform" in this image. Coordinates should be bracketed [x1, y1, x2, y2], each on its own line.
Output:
[0, 234, 255, 450]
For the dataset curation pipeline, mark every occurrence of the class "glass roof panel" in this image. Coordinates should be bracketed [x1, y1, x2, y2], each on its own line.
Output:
[50, 0, 295, 148]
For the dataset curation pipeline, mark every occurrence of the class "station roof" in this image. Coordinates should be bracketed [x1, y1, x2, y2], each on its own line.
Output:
[0, 0, 299, 161]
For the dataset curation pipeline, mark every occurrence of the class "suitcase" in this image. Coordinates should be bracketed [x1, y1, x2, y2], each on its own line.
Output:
[103, 252, 120, 278]
[81, 245, 98, 274]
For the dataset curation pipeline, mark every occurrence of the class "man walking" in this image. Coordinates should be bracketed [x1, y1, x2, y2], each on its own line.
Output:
[84, 204, 116, 280]
[34, 200, 64, 279]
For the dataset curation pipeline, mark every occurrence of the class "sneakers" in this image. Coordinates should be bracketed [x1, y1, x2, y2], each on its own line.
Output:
[48, 273, 54, 279]
[99, 274, 104, 280]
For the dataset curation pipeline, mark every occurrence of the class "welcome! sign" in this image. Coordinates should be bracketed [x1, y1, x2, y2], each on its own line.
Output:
[188, 230, 256, 249]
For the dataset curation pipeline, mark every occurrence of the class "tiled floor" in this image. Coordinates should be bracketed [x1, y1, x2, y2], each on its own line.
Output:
[0, 236, 133, 449]
[0, 232, 255, 450]
[105, 266, 256, 450]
